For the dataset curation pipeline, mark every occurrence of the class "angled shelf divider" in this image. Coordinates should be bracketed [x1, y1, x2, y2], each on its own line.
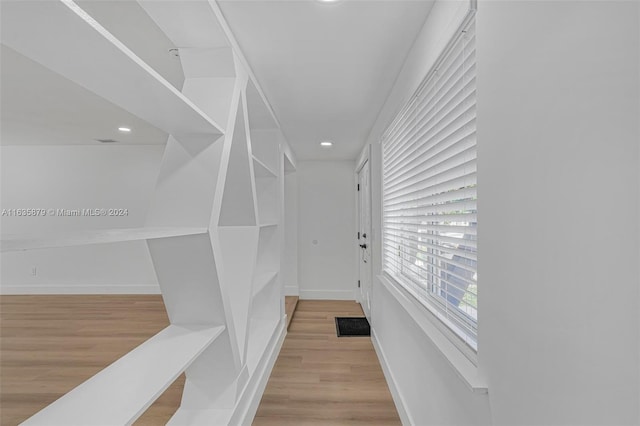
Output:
[253, 270, 279, 297]
[22, 325, 225, 426]
[253, 156, 277, 178]
[0, 227, 208, 252]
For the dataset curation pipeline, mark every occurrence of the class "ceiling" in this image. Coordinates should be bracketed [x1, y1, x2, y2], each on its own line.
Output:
[1, 0, 434, 157]
[218, 0, 435, 160]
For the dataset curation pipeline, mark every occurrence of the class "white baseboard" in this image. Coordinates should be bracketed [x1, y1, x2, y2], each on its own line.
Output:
[0, 284, 161, 295]
[371, 328, 414, 426]
[299, 289, 354, 300]
[284, 285, 299, 296]
[231, 317, 286, 426]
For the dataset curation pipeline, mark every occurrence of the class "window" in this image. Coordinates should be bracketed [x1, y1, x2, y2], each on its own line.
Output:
[382, 19, 477, 350]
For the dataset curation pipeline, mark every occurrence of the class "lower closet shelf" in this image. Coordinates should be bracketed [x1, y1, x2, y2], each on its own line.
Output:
[22, 324, 225, 426]
[168, 408, 233, 425]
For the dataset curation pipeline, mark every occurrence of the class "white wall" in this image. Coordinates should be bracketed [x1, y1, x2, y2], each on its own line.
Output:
[477, 1, 639, 424]
[1, 145, 163, 293]
[297, 160, 356, 300]
[365, 0, 640, 425]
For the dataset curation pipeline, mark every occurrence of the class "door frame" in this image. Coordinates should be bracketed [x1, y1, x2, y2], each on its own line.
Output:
[355, 144, 372, 319]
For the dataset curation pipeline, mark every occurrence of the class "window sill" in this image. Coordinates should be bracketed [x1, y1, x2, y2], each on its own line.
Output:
[378, 274, 488, 394]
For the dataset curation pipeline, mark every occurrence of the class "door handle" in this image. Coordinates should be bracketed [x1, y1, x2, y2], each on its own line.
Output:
[359, 244, 367, 249]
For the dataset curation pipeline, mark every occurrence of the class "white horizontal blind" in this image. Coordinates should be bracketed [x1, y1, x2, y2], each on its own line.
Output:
[382, 19, 477, 350]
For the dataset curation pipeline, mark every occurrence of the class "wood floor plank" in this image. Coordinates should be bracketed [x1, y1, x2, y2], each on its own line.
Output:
[253, 300, 401, 426]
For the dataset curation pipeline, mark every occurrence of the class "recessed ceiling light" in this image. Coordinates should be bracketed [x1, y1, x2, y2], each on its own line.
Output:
[317, 0, 341, 3]
[118, 127, 131, 133]
[320, 141, 333, 147]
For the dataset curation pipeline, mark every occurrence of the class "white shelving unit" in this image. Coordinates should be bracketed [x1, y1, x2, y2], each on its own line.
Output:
[0, 0, 224, 138]
[245, 79, 284, 377]
[168, 408, 233, 426]
[0, 227, 208, 252]
[1, 1, 294, 424]
[22, 325, 225, 426]
[253, 270, 279, 297]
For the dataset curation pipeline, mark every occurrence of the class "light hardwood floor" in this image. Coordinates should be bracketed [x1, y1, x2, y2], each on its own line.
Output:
[1, 296, 399, 426]
[0, 295, 182, 426]
[254, 300, 401, 426]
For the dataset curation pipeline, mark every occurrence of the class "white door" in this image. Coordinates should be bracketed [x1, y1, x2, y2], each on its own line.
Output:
[357, 160, 372, 320]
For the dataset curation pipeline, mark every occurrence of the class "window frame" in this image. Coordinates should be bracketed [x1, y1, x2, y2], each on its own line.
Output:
[381, 14, 478, 357]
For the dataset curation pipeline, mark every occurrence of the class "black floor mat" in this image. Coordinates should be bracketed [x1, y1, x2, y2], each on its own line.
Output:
[335, 317, 370, 337]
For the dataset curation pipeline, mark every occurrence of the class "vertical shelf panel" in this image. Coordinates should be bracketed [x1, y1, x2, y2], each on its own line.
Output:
[147, 233, 226, 326]
[147, 134, 225, 228]
[255, 175, 278, 226]
[253, 225, 280, 289]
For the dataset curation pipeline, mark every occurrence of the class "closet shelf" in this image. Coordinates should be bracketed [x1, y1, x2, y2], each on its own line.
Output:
[252, 156, 277, 178]
[22, 324, 225, 426]
[1, 0, 224, 138]
[168, 408, 233, 426]
[0, 227, 208, 252]
[253, 270, 278, 296]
